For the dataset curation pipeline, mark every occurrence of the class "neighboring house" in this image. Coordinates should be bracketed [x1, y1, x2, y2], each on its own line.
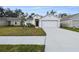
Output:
[7, 17, 21, 26]
[0, 17, 21, 26]
[0, 14, 26, 26]
[60, 13, 79, 28]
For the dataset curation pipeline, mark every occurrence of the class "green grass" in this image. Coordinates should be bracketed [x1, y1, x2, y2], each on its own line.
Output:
[0, 45, 45, 52]
[62, 27, 79, 32]
[0, 27, 46, 36]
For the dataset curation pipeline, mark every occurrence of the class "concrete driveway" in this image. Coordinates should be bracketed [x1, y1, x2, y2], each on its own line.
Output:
[44, 28, 79, 52]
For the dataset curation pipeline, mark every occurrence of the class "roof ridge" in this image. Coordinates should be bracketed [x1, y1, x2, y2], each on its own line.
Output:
[62, 13, 79, 19]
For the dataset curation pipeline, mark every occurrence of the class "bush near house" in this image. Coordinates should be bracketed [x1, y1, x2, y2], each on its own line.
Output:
[0, 45, 45, 52]
[0, 27, 46, 36]
[27, 23, 35, 27]
[62, 27, 79, 32]
[60, 23, 68, 28]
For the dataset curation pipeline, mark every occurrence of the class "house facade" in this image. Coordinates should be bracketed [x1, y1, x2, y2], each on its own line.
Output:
[60, 13, 79, 28]
[0, 14, 42, 27]
[0, 13, 60, 28]
[24, 14, 42, 27]
[0, 17, 21, 26]
[24, 14, 60, 28]
[39, 14, 60, 29]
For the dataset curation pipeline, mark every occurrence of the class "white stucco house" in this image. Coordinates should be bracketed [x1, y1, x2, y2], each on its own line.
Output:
[24, 14, 60, 28]
[60, 13, 79, 28]
[0, 13, 60, 29]
[0, 17, 21, 26]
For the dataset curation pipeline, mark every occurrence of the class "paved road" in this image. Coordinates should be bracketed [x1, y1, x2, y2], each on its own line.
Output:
[44, 28, 79, 52]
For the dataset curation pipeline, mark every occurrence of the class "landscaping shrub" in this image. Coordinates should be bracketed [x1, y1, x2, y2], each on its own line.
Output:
[27, 23, 35, 27]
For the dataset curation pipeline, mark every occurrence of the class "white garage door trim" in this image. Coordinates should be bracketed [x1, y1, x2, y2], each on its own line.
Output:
[41, 20, 58, 28]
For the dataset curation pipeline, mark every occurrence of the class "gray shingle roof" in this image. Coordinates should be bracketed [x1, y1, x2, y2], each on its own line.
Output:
[61, 13, 79, 21]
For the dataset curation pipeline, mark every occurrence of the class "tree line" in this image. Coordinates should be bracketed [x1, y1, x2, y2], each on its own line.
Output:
[0, 6, 67, 18]
[0, 7, 24, 17]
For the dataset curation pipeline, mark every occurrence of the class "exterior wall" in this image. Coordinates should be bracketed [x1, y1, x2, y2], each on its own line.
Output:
[10, 20, 21, 26]
[72, 20, 79, 28]
[0, 17, 21, 26]
[39, 19, 42, 27]
[0, 17, 8, 26]
[32, 18, 35, 25]
[61, 20, 79, 28]
[58, 18, 60, 28]
[7, 17, 21, 26]
[0, 36, 46, 45]
[61, 14, 79, 28]
[60, 20, 73, 27]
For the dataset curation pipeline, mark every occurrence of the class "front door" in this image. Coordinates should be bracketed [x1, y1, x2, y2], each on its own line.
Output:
[35, 19, 39, 27]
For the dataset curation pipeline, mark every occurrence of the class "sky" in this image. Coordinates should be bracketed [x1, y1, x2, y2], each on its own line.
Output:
[3, 6, 79, 16]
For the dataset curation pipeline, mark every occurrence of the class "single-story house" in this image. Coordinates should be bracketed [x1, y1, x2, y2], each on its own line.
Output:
[0, 13, 60, 29]
[0, 17, 21, 26]
[24, 14, 60, 28]
[60, 13, 79, 28]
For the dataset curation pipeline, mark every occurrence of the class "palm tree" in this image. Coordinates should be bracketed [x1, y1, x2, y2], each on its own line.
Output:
[14, 9, 23, 16]
[31, 13, 35, 15]
[50, 10, 56, 15]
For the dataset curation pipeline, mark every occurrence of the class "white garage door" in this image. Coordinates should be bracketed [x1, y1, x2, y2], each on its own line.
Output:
[42, 20, 58, 28]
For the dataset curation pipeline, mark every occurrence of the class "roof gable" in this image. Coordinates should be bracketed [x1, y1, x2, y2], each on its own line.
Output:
[61, 13, 79, 21]
[40, 14, 59, 20]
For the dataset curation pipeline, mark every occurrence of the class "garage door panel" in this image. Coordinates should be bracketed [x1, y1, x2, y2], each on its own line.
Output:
[42, 20, 58, 28]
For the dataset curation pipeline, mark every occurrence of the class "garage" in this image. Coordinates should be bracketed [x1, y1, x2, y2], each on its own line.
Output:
[39, 14, 60, 29]
[41, 20, 58, 28]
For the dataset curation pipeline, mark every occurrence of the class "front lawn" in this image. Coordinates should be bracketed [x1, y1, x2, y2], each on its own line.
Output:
[0, 27, 46, 36]
[62, 27, 79, 32]
[0, 45, 45, 52]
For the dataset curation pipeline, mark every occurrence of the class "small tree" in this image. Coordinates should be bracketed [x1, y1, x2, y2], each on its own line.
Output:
[20, 16, 26, 26]
[20, 13, 26, 28]
[14, 9, 23, 16]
